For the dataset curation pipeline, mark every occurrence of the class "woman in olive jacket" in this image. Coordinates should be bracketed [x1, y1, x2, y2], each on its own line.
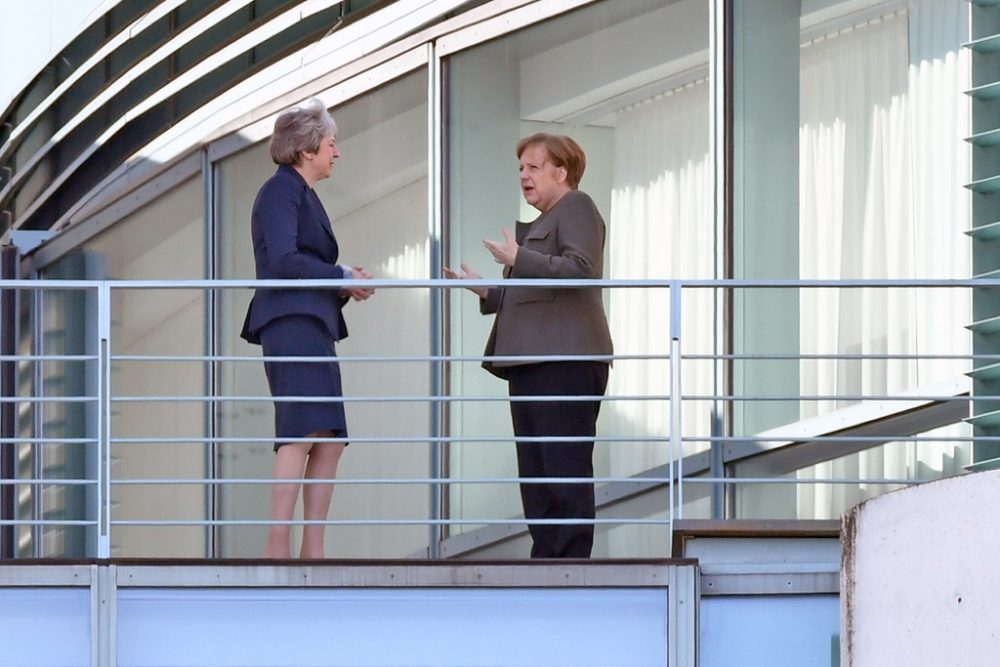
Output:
[446, 133, 613, 558]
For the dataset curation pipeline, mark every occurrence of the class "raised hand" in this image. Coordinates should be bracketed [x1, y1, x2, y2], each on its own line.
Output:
[483, 227, 518, 267]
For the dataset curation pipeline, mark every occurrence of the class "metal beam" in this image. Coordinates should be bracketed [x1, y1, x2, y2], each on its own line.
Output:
[440, 386, 968, 558]
[727, 394, 970, 477]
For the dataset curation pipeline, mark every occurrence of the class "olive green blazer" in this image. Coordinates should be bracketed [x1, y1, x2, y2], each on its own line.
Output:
[480, 189, 613, 378]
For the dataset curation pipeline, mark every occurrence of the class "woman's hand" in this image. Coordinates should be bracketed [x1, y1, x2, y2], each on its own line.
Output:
[443, 262, 487, 299]
[484, 228, 518, 267]
[344, 265, 375, 301]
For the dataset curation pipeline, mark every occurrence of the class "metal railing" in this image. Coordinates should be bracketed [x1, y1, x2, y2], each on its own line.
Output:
[0, 277, 986, 558]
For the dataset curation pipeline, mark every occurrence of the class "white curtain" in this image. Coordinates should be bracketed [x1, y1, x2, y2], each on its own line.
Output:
[797, 1, 971, 517]
[605, 80, 713, 479]
[601, 0, 969, 523]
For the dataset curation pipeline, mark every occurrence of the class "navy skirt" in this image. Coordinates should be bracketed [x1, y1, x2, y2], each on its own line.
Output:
[259, 315, 348, 451]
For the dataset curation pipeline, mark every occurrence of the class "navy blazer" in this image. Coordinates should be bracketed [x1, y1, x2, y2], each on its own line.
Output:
[240, 164, 349, 344]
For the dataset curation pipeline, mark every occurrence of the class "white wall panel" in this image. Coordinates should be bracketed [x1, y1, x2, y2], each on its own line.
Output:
[701, 595, 839, 667]
[0, 588, 91, 666]
[117, 587, 669, 667]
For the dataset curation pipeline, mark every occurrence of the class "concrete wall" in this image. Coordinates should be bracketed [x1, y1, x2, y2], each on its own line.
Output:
[841, 469, 1000, 665]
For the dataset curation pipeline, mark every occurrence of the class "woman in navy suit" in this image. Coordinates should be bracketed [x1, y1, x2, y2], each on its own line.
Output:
[241, 99, 373, 559]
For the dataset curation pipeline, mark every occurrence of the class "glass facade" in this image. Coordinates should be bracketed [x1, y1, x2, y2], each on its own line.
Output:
[41, 177, 206, 556]
[2, 0, 976, 558]
[17, 278, 96, 557]
[731, 0, 971, 519]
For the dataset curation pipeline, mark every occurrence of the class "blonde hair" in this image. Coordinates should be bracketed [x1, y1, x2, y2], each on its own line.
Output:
[269, 98, 337, 166]
[516, 133, 586, 189]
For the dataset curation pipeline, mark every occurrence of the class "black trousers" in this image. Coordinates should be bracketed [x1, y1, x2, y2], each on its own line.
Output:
[506, 361, 609, 559]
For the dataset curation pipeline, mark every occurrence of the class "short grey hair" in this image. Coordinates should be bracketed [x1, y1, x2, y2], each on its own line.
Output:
[269, 98, 337, 166]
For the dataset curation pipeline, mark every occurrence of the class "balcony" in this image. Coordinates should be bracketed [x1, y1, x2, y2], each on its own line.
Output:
[0, 276, 981, 665]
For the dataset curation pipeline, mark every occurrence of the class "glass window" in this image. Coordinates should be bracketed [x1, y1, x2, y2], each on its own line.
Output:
[446, 0, 711, 553]
[40, 177, 206, 557]
[217, 70, 430, 558]
[734, 424, 971, 520]
[731, 0, 972, 518]
[14, 276, 96, 557]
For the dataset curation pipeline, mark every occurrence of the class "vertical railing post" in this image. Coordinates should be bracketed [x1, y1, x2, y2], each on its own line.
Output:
[669, 281, 683, 530]
[203, 149, 219, 558]
[427, 42, 444, 559]
[32, 286, 44, 557]
[0, 245, 18, 558]
[710, 410, 725, 519]
[96, 282, 112, 558]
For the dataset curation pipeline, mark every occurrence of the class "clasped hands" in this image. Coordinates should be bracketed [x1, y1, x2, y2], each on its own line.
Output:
[343, 265, 375, 301]
[443, 228, 517, 298]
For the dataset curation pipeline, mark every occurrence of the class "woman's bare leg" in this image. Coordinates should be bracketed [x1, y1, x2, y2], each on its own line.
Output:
[264, 441, 311, 558]
[299, 437, 345, 559]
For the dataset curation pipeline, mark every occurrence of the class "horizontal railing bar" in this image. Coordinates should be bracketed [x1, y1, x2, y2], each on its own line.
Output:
[104, 476, 931, 486]
[687, 435, 979, 443]
[0, 433, 968, 445]
[4, 393, 972, 404]
[109, 353, 647, 363]
[101, 473, 943, 485]
[0, 438, 98, 444]
[0, 354, 98, 362]
[109, 394, 671, 403]
[680, 394, 972, 401]
[682, 353, 976, 361]
[107, 518, 672, 526]
[104, 393, 975, 403]
[0, 479, 96, 486]
[110, 477, 673, 486]
[109, 435, 670, 444]
[0, 520, 98, 526]
[0, 351, 969, 362]
[683, 477, 933, 485]
[0, 352, 982, 363]
[101, 352, 982, 363]
[7, 278, 642, 289]
[103, 475, 943, 486]
[0, 396, 97, 403]
[103, 434, 985, 446]
[0, 281, 101, 289]
[4, 277, 998, 289]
